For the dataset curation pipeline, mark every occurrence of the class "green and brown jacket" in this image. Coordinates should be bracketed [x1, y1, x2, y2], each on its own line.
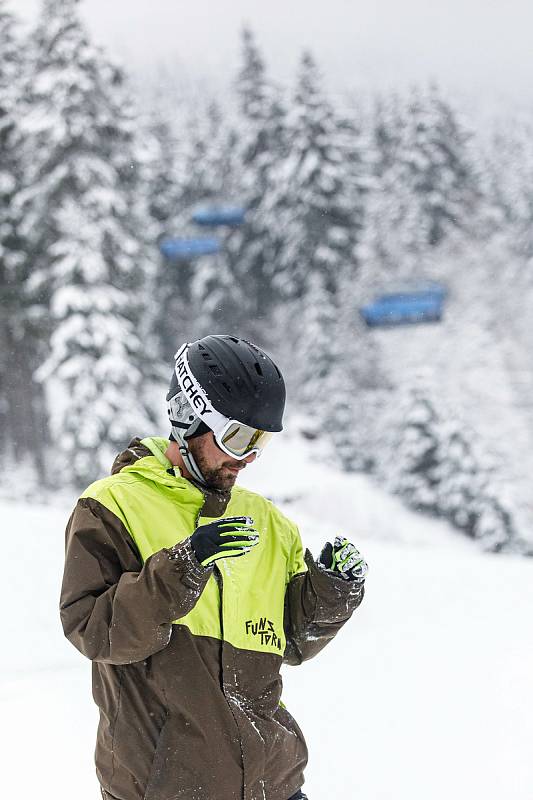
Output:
[60, 437, 364, 800]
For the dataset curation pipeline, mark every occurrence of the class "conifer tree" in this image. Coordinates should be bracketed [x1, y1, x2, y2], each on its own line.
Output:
[145, 110, 183, 241]
[0, 1, 43, 468]
[172, 101, 239, 218]
[272, 51, 383, 463]
[357, 163, 430, 300]
[144, 106, 191, 362]
[359, 85, 478, 297]
[373, 92, 405, 176]
[285, 266, 386, 473]
[433, 418, 516, 552]
[272, 51, 359, 301]
[226, 27, 288, 341]
[401, 85, 479, 246]
[24, 0, 156, 486]
[147, 100, 243, 358]
[380, 385, 520, 552]
[485, 123, 533, 404]
[382, 386, 442, 513]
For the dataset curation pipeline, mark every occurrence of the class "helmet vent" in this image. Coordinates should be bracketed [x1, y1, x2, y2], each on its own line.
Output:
[222, 381, 232, 393]
[254, 362, 263, 376]
[209, 364, 223, 376]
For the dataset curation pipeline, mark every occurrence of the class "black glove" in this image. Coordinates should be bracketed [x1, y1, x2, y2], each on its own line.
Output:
[190, 516, 259, 567]
[318, 536, 368, 583]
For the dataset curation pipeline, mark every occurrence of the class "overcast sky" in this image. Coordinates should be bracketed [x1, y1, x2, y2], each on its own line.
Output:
[13, 0, 533, 113]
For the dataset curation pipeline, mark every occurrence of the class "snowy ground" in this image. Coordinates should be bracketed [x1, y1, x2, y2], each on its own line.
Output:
[2, 431, 532, 799]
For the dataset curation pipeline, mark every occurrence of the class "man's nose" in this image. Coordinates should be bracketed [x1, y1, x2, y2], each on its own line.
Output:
[243, 452, 257, 464]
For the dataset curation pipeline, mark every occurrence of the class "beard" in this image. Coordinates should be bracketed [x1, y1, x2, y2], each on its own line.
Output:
[188, 438, 242, 491]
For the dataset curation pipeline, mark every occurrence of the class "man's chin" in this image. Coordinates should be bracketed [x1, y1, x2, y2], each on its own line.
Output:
[206, 468, 240, 491]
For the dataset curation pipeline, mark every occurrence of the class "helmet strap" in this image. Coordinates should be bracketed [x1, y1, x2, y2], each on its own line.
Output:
[175, 432, 209, 486]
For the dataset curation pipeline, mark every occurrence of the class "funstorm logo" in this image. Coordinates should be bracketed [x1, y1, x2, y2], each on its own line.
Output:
[245, 618, 282, 650]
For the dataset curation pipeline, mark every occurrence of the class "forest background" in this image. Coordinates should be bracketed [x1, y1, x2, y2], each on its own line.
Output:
[2, 0, 533, 556]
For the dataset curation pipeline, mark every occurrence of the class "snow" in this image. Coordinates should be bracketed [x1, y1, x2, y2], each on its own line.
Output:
[1, 432, 532, 799]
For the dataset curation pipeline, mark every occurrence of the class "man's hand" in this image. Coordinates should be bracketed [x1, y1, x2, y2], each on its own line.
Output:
[318, 536, 368, 583]
[190, 516, 259, 567]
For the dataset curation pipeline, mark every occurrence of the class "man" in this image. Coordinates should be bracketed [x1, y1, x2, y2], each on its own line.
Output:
[60, 335, 367, 800]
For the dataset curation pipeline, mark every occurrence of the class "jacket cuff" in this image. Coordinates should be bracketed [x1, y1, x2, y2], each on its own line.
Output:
[314, 558, 366, 588]
[167, 537, 213, 591]
[304, 549, 364, 622]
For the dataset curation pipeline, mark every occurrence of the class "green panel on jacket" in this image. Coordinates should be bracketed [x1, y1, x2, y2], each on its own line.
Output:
[81, 437, 307, 656]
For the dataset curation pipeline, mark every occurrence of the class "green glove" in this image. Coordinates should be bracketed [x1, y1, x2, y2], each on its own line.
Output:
[318, 536, 368, 582]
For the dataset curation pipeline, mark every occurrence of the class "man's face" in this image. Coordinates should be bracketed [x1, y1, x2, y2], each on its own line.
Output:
[188, 432, 257, 490]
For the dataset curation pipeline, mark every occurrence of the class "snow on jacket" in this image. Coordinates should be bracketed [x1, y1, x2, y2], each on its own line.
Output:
[60, 437, 364, 800]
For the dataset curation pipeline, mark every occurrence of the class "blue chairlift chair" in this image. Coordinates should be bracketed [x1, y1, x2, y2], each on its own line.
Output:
[159, 237, 221, 260]
[192, 207, 246, 227]
[360, 281, 447, 327]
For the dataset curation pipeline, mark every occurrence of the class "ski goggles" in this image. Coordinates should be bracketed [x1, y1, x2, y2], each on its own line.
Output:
[174, 343, 275, 461]
[215, 420, 274, 460]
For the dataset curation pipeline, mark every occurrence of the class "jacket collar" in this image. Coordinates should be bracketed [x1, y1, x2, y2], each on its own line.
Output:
[111, 437, 231, 517]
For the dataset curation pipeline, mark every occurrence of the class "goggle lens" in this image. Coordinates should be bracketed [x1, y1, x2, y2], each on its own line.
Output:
[219, 423, 273, 458]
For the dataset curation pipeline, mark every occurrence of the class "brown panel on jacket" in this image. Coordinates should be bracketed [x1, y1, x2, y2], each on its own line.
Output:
[284, 550, 364, 665]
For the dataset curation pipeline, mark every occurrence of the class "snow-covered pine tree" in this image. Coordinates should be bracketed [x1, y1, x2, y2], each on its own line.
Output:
[328, 264, 389, 473]
[270, 51, 385, 461]
[380, 384, 520, 552]
[380, 384, 441, 514]
[373, 91, 405, 177]
[484, 120, 533, 283]
[401, 84, 479, 247]
[166, 100, 240, 224]
[289, 270, 338, 409]
[0, 1, 20, 444]
[335, 106, 375, 265]
[23, 0, 156, 486]
[147, 99, 244, 357]
[0, 1, 44, 470]
[433, 417, 516, 552]
[441, 123, 533, 543]
[357, 160, 430, 302]
[489, 123, 533, 413]
[284, 265, 387, 474]
[145, 109, 183, 241]
[177, 102, 246, 340]
[226, 26, 288, 342]
[324, 321, 388, 473]
[143, 104, 191, 362]
[358, 85, 478, 304]
[272, 50, 359, 302]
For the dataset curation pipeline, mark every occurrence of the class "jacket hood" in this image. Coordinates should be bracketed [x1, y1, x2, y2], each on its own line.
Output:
[111, 437, 232, 516]
[111, 437, 178, 482]
[111, 437, 162, 474]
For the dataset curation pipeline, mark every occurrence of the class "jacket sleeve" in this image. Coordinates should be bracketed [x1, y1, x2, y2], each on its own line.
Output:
[60, 497, 212, 665]
[283, 537, 365, 666]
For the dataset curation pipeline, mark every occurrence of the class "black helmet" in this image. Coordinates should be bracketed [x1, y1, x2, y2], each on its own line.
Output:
[185, 335, 285, 430]
[166, 335, 285, 485]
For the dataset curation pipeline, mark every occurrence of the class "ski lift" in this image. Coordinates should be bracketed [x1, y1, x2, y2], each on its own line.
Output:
[192, 207, 246, 227]
[360, 281, 447, 327]
[378, 280, 448, 303]
[159, 237, 221, 260]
